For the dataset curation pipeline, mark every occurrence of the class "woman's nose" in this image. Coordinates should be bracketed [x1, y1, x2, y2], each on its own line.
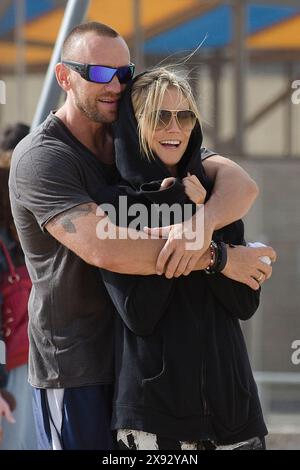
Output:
[166, 115, 181, 132]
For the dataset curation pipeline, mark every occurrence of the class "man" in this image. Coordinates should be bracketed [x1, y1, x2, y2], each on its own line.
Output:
[9, 22, 276, 450]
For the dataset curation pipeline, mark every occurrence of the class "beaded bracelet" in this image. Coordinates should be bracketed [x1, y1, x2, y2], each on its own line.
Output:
[204, 241, 218, 274]
[215, 241, 228, 273]
[204, 241, 228, 274]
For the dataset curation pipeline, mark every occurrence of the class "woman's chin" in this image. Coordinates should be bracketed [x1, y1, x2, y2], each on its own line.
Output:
[156, 153, 183, 168]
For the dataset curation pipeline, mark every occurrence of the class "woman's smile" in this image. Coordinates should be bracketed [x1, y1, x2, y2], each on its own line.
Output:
[151, 87, 193, 172]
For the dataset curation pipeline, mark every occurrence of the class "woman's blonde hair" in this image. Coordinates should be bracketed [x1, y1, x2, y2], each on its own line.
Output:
[131, 67, 201, 161]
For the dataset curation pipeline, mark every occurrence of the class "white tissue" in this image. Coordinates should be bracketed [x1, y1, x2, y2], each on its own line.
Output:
[247, 241, 271, 265]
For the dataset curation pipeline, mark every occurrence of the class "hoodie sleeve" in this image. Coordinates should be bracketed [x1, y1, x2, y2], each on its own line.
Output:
[205, 273, 261, 321]
[205, 220, 261, 321]
[139, 178, 188, 205]
[100, 269, 175, 336]
[139, 178, 198, 226]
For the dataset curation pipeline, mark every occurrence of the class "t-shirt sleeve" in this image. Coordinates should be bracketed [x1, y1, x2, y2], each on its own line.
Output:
[200, 147, 219, 161]
[10, 148, 94, 231]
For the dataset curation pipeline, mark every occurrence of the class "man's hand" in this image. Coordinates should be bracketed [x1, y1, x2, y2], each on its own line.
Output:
[144, 205, 213, 278]
[182, 173, 207, 205]
[222, 245, 277, 290]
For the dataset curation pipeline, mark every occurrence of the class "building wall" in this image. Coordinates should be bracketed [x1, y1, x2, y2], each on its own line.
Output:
[240, 159, 300, 373]
[199, 63, 300, 158]
[0, 73, 44, 127]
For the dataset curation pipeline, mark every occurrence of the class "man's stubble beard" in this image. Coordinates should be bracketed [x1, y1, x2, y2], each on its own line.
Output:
[74, 90, 116, 124]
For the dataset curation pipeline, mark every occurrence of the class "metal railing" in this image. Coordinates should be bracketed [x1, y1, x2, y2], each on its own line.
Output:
[255, 372, 300, 385]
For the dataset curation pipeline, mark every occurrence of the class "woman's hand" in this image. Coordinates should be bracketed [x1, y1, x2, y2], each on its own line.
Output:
[182, 173, 207, 204]
[222, 244, 277, 290]
[160, 177, 175, 190]
[144, 205, 210, 278]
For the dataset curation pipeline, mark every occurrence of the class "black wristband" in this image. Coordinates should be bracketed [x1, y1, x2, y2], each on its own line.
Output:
[215, 241, 227, 273]
[205, 241, 227, 274]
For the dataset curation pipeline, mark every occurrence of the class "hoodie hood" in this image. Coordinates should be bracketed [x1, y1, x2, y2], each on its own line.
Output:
[114, 73, 211, 191]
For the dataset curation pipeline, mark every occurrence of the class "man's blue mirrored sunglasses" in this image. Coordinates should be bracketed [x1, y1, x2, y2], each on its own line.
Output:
[62, 61, 135, 84]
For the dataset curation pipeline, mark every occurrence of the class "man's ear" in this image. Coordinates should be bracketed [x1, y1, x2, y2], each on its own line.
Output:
[55, 63, 71, 91]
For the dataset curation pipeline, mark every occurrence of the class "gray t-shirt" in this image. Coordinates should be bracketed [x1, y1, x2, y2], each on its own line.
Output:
[9, 113, 119, 388]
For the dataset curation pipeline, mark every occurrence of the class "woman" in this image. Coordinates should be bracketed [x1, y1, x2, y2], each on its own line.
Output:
[99, 67, 268, 450]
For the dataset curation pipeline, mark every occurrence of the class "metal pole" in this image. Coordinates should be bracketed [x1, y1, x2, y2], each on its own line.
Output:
[285, 62, 293, 158]
[233, 0, 247, 156]
[31, 0, 90, 130]
[15, 0, 26, 122]
[211, 50, 222, 149]
[133, 0, 144, 73]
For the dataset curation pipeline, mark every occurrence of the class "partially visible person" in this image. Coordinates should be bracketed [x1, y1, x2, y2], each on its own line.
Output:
[0, 123, 30, 152]
[0, 147, 37, 449]
[0, 389, 16, 443]
[0, 339, 15, 444]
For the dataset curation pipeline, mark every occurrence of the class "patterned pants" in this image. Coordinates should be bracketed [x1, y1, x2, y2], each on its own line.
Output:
[117, 429, 265, 450]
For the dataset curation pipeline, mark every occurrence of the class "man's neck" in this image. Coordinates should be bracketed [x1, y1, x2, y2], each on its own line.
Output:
[55, 104, 115, 165]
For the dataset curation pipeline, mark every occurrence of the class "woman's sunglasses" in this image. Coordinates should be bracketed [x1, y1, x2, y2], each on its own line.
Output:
[62, 60, 135, 84]
[152, 109, 197, 131]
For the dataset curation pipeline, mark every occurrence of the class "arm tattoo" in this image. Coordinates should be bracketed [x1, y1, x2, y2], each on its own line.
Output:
[49, 203, 94, 234]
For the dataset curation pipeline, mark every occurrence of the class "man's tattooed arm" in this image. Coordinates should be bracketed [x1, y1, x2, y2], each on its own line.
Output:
[45, 201, 163, 274]
[48, 203, 95, 234]
[44, 202, 108, 266]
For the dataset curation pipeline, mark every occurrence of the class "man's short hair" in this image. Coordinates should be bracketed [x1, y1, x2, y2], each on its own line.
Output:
[61, 22, 120, 61]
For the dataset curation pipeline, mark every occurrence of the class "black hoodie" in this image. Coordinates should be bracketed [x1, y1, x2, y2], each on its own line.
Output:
[99, 77, 267, 444]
